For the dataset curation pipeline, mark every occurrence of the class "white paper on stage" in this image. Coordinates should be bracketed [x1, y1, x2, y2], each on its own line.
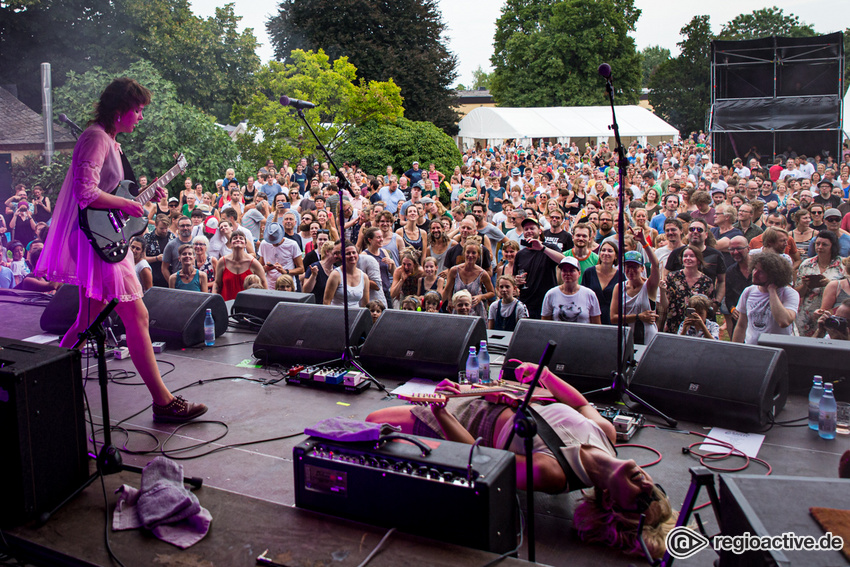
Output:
[23, 333, 60, 344]
[699, 427, 765, 458]
[391, 378, 437, 397]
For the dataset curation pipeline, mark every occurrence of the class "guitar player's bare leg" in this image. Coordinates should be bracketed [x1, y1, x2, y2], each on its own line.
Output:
[61, 286, 206, 420]
[366, 406, 418, 434]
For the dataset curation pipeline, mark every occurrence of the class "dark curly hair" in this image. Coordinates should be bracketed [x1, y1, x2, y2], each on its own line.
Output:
[90, 78, 152, 135]
[750, 252, 794, 288]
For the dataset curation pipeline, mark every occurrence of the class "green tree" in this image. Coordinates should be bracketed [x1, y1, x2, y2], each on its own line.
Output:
[0, 0, 260, 121]
[718, 7, 816, 40]
[52, 60, 252, 197]
[337, 117, 461, 202]
[648, 15, 712, 136]
[230, 50, 404, 170]
[490, 0, 641, 107]
[266, 0, 460, 133]
[640, 45, 670, 88]
[471, 66, 494, 91]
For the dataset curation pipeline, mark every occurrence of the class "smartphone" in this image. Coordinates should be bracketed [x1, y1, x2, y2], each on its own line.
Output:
[685, 307, 696, 317]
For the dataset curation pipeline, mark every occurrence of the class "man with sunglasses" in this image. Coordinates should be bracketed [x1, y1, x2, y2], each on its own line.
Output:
[543, 211, 573, 253]
[807, 209, 850, 258]
[665, 218, 726, 310]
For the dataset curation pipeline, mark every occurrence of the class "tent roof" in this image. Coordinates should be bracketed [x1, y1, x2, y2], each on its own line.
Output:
[458, 105, 679, 140]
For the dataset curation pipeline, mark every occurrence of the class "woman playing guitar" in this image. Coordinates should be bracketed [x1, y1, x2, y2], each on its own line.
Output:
[366, 362, 678, 558]
[36, 78, 207, 423]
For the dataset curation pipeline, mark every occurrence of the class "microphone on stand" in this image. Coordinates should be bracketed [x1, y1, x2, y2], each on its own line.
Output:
[279, 95, 317, 110]
[58, 113, 83, 135]
[598, 63, 612, 82]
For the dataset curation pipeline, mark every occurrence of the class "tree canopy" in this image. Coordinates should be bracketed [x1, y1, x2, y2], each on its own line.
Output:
[648, 15, 712, 136]
[53, 60, 252, 196]
[490, 0, 641, 107]
[230, 50, 404, 170]
[718, 7, 816, 40]
[0, 0, 260, 121]
[337, 117, 461, 198]
[266, 0, 459, 133]
[640, 45, 670, 88]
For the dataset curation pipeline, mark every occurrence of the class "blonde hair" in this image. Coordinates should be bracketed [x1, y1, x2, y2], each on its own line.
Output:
[452, 289, 472, 306]
[573, 486, 678, 559]
[243, 274, 262, 289]
[274, 274, 295, 291]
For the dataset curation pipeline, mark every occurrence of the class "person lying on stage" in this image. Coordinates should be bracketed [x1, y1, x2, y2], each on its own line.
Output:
[36, 77, 207, 423]
[366, 362, 678, 558]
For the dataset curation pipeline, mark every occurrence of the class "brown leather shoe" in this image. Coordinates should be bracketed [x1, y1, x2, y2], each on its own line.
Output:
[153, 396, 208, 423]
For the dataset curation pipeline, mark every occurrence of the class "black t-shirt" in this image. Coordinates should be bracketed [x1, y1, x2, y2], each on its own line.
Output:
[444, 243, 492, 272]
[725, 262, 752, 313]
[543, 229, 573, 253]
[664, 245, 727, 283]
[813, 194, 841, 209]
[515, 243, 561, 318]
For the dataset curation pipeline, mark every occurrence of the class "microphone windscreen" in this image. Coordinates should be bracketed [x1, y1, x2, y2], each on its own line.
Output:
[58, 113, 68, 122]
[598, 63, 612, 79]
[279, 95, 290, 106]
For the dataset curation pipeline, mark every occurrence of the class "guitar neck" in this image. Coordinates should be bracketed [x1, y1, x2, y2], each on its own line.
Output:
[135, 162, 184, 206]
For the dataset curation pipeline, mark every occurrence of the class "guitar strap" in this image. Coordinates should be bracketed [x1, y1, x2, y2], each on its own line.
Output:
[119, 149, 138, 195]
[524, 405, 590, 492]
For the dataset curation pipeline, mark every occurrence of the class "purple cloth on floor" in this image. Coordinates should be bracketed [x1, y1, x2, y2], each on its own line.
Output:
[304, 417, 399, 442]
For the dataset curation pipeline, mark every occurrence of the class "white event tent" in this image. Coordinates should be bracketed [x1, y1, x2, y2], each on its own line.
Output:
[457, 106, 680, 150]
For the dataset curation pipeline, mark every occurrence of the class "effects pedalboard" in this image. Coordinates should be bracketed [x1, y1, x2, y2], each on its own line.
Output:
[591, 404, 645, 442]
[284, 364, 371, 394]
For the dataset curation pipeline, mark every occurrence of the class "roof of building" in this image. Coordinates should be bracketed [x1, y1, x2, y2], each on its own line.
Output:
[0, 85, 76, 147]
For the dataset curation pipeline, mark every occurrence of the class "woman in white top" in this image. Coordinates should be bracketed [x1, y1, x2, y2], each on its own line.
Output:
[130, 236, 152, 292]
[324, 242, 369, 308]
[610, 229, 660, 345]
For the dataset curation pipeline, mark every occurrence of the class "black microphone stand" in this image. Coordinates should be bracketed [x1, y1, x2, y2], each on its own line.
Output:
[40, 300, 202, 524]
[501, 340, 557, 563]
[581, 66, 676, 428]
[291, 107, 386, 393]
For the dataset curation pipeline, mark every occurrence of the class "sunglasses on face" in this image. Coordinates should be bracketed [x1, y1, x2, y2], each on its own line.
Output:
[689, 226, 705, 233]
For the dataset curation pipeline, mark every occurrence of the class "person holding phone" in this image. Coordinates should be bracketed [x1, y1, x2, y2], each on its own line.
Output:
[677, 295, 719, 339]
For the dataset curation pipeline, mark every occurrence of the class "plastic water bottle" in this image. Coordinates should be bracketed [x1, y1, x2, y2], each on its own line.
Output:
[809, 375, 824, 430]
[478, 340, 490, 384]
[466, 346, 479, 385]
[204, 308, 215, 346]
[819, 382, 837, 440]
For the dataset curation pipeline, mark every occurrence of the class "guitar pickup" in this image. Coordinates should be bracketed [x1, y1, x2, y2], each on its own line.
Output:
[107, 209, 125, 232]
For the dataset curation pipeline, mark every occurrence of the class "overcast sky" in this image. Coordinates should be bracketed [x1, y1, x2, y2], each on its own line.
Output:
[191, 0, 848, 87]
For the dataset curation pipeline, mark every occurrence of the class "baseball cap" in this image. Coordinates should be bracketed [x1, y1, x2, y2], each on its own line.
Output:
[520, 217, 539, 228]
[420, 197, 434, 204]
[559, 256, 580, 270]
[168, 197, 179, 204]
[624, 250, 643, 265]
[824, 208, 842, 220]
[710, 187, 725, 195]
[412, 161, 419, 166]
[203, 216, 218, 235]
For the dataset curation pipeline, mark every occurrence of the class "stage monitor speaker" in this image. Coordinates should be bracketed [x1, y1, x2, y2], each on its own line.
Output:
[757, 333, 850, 401]
[143, 287, 228, 347]
[359, 311, 486, 381]
[501, 320, 633, 395]
[232, 288, 315, 320]
[0, 338, 89, 528]
[630, 334, 788, 431]
[253, 303, 372, 366]
[40, 284, 123, 337]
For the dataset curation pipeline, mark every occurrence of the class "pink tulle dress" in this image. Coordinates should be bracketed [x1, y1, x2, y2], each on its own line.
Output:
[36, 124, 143, 303]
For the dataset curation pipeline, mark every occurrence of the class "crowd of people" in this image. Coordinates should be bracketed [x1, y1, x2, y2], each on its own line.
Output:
[6, 136, 850, 343]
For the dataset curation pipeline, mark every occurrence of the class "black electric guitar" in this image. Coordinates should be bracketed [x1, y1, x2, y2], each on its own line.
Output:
[79, 153, 188, 263]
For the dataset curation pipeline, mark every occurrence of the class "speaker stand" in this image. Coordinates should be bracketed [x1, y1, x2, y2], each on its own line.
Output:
[39, 299, 202, 525]
[292, 107, 387, 394]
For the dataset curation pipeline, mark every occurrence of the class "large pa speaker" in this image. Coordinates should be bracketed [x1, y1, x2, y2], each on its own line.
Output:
[232, 288, 315, 320]
[501, 320, 633, 394]
[359, 311, 486, 381]
[758, 333, 850, 401]
[0, 338, 89, 527]
[143, 287, 228, 347]
[39, 284, 124, 336]
[253, 303, 372, 366]
[630, 334, 788, 431]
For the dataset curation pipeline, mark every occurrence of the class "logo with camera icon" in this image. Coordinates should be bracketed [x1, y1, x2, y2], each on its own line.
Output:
[666, 526, 710, 559]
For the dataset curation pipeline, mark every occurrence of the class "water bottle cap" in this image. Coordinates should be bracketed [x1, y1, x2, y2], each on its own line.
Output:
[206, 308, 212, 313]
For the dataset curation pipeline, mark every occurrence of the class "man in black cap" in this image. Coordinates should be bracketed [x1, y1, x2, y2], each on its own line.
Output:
[814, 179, 842, 209]
[514, 217, 566, 319]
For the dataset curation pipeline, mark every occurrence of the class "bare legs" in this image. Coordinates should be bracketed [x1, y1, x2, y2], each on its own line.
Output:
[60, 286, 173, 406]
[365, 406, 419, 434]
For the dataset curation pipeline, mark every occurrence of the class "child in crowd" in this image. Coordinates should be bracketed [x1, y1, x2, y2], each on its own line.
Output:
[678, 294, 719, 339]
[400, 295, 420, 311]
[243, 274, 265, 290]
[274, 274, 295, 292]
[451, 289, 473, 315]
[488, 275, 528, 331]
[423, 291, 442, 313]
[367, 300, 385, 324]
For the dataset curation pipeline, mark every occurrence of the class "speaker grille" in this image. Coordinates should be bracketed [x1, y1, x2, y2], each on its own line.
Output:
[143, 287, 228, 347]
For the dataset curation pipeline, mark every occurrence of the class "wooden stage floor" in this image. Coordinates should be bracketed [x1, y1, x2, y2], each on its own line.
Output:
[0, 291, 847, 566]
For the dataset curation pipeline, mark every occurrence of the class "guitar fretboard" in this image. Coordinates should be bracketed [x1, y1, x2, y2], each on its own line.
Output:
[134, 159, 187, 206]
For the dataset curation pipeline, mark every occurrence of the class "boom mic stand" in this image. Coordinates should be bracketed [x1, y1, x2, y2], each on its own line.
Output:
[581, 64, 676, 428]
[291, 106, 386, 393]
[40, 299, 202, 524]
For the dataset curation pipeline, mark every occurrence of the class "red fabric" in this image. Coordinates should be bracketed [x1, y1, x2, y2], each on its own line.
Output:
[219, 267, 250, 301]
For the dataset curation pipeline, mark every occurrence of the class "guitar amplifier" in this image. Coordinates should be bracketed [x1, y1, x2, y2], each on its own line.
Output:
[293, 435, 517, 554]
